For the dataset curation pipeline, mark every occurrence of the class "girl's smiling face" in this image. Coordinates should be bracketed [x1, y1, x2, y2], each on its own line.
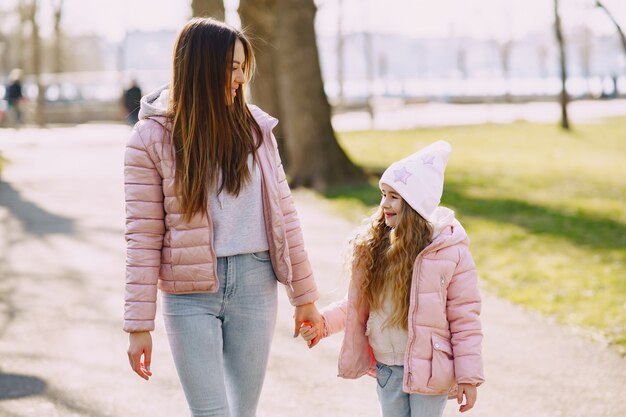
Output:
[380, 182, 403, 228]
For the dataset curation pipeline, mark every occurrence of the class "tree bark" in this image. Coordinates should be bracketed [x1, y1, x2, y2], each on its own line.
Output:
[191, 0, 224, 20]
[238, 0, 287, 165]
[274, 0, 365, 190]
[554, 0, 570, 130]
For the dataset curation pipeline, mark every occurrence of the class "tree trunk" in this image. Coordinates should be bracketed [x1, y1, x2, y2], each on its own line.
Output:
[191, 0, 224, 20]
[554, 0, 570, 130]
[28, 0, 45, 126]
[274, 0, 365, 190]
[53, 0, 63, 73]
[336, 0, 345, 106]
[238, 0, 287, 166]
[500, 40, 512, 101]
[596, 1, 626, 60]
[17, 0, 29, 72]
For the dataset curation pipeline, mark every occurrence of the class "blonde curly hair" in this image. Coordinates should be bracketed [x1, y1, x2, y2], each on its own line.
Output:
[350, 200, 433, 330]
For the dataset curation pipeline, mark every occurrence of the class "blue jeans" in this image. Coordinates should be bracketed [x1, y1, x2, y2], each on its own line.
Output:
[162, 251, 278, 417]
[376, 362, 448, 417]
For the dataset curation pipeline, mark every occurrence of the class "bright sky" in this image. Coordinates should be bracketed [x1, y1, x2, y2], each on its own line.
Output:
[321, 0, 626, 39]
[6, 0, 626, 41]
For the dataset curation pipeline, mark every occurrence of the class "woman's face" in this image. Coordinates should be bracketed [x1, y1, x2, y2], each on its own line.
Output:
[229, 39, 246, 104]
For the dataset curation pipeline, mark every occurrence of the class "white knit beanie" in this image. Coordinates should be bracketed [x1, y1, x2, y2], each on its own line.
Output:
[379, 140, 452, 222]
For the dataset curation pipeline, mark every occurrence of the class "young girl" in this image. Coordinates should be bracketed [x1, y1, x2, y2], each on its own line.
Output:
[124, 18, 322, 417]
[301, 141, 484, 417]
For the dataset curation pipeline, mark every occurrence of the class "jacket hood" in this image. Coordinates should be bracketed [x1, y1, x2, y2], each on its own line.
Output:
[138, 84, 170, 120]
[137, 84, 279, 134]
[428, 206, 468, 250]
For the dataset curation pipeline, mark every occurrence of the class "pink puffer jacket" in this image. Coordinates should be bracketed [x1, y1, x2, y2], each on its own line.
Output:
[123, 105, 318, 332]
[322, 213, 484, 395]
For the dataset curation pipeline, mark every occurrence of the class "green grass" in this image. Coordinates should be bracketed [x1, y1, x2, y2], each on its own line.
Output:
[320, 118, 626, 353]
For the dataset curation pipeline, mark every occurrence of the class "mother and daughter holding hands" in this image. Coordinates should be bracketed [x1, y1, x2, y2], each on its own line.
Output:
[123, 17, 484, 417]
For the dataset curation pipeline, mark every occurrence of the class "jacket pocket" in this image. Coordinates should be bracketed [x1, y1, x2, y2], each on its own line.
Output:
[427, 333, 455, 390]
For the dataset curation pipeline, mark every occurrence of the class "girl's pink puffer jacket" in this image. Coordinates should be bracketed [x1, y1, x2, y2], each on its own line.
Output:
[322, 210, 484, 395]
[123, 105, 318, 332]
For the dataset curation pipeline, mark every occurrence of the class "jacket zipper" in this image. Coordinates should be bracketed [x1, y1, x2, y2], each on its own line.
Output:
[404, 256, 423, 387]
[207, 204, 219, 286]
[441, 275, 446, 312]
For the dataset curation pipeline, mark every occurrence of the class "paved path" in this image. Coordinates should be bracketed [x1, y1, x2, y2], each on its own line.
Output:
[0, 125, 624, 417]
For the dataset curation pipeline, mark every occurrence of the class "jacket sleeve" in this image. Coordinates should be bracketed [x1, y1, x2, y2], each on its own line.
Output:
[321, 297, 348, 337]
[447, 244, 484, 386]
[271, 133, 319, 306]
[123, 123, 165, 332]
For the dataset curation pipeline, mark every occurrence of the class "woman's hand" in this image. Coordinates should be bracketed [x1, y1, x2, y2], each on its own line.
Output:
[293, 303, 323, 347]
[457, 383, 477, 413]
[127, 331, 153, 380]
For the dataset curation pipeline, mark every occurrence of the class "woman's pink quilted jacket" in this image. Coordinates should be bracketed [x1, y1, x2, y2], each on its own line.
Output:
[123, 105, 318, 332]
[322, 214, 484, 395]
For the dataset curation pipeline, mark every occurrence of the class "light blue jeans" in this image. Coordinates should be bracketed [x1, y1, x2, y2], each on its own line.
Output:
[376, 362, 448, 417]
[162, 251, 278, 417]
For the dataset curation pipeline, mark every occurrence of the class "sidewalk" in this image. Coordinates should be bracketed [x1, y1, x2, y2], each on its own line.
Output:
[0, 125, 624, 417]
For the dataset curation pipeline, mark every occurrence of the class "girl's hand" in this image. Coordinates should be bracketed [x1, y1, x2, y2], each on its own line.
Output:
[457, 383, 477, 413]
[299, 322, 320, 348]
[293, 303, 323, 347]
[127, 331, 153, 380]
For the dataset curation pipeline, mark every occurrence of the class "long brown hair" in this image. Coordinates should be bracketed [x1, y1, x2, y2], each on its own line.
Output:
[352, 200, 433, 330]
[168, 18, 262, 222]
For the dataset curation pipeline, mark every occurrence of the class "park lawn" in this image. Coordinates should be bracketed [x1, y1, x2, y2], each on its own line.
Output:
[318, 117, 626, 354]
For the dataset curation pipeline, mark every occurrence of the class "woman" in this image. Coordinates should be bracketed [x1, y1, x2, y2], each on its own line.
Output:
[123, 18, 322, 417]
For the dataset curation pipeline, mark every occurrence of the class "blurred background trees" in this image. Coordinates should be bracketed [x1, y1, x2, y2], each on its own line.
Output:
[191, 0, 224, 20]
[0, 0, 625, 185]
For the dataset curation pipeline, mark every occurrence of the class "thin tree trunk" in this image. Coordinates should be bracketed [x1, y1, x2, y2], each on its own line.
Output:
[28, 0, 45, 126]
[53, 0, 63, 73]
[238, 0, 287, 166]
[363, 30, 374, 124]
[596, 1, 626, 58]
[500, 40, 512, 101]
[191, 0, 224, 20]
[275, 0, 365, 190]
[554, 0, 570, 130]
[17, 0, 28, 71]
[336, 0, 344, 106]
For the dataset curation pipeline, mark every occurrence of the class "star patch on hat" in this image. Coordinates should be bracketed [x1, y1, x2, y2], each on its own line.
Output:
[393, 167, 412, 184]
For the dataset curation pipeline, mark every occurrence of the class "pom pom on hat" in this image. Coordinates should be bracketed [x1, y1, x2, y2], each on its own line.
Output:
[379, 140, 452, 222]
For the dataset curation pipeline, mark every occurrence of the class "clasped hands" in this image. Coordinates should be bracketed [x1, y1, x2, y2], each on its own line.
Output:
[293, 302, 323, 348]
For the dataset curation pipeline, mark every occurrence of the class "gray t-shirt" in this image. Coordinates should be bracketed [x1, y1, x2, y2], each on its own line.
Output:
[209, 154, 269, 257]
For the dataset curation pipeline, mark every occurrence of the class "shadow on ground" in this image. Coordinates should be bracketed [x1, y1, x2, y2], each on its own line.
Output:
[0, 373, 46, 400]
[0, 180, 75, 236]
